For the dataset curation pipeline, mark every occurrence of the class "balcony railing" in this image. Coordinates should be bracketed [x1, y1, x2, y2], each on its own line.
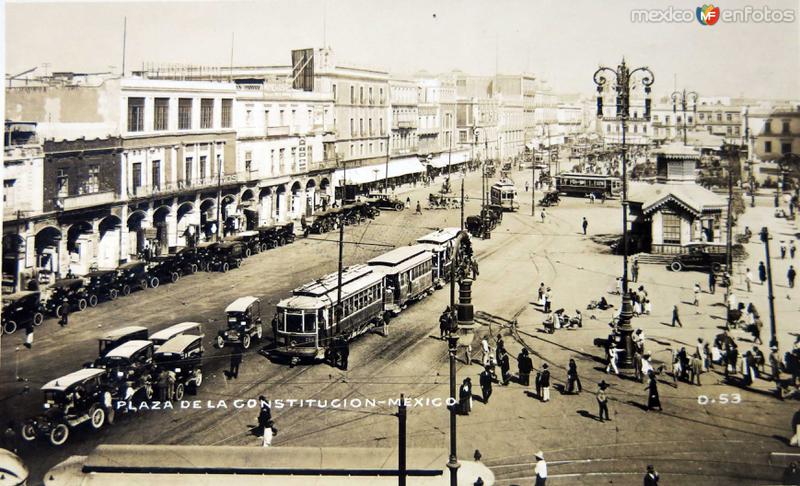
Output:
[266, 125, 291, 137]
[394, 120, 417, 129]
[417, 126, 440, 135]
[60, 190, 117, 210]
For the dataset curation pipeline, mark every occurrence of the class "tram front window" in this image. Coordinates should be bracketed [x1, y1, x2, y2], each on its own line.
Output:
[286, 313, 303, 333]
[303, 313, 316, 333]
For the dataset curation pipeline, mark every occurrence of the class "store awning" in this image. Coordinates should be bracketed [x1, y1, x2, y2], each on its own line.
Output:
[334, 157, 426, 185]
[429, 150, 470, 167]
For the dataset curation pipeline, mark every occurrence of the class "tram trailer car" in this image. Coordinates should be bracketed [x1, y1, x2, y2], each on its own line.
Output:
[367, 245, 434, 314]
[273, 264, 386, 362]
[489, 179, 520, 211]
[415, 227, 461, 288]
[555, 172, 622, 198]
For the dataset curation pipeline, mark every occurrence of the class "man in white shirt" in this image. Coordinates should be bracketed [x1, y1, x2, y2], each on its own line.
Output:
[534, 450, 547, 485]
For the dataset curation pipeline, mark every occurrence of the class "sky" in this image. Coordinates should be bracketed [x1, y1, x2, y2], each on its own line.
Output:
[5, 0, 800, 99]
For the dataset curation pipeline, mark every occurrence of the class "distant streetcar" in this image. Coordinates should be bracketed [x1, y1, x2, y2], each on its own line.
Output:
[489, 179, 520, 211]
[555, 172, 621, 198]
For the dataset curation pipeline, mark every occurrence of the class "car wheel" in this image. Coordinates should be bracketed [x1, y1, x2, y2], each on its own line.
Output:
[89, 405, 106, 430]
[50, 424, 69, 446]
[139, 279, 148, 291]
[216, 335, 225, 349]
[78, 299, 87, 311]
[395, 203, 404, 211]
[174, 383, 185, 401]
[144, 385, 154, 401]
[670, 261, 683, 272]
[33, 312, 44, 326]
[260, 243, 268, 252]
[194, 369, 203, 388]
[122, 285, 131, 296]
[189, 264, 198, 274]
[3, 320, 17, 335]
[88, 294, 99, 308]
[256, 326, 263, 340]
[109, 289, 119, 301]
[106, 407, 115, 425]
[150, 277, 160, 289]
[55, 304, 64, 318]
[170, 272, 179, 283]
[711, 262, 722, 273]
[21, 423, 37, 441]
[279, 237, 286, 247]
[220, 262, 229, 273]
[242, 334, 251, 350]
[245, 248, 252, 258]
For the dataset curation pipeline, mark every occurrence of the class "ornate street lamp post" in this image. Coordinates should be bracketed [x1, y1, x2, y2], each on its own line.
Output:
[594, 58, 654, 367]
[671, 88, 698, 145]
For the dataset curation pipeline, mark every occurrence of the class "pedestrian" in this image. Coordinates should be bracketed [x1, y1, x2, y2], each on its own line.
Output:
[337, 336, 350, 370]
[671, 349, 682, 387]
[708, 271, 716, 294]
[759, 261, 767, 284]
[696, 338, 708, 371]
[480, 366, 493, 403]
[781, 243, 787, 259]
[525, 181, 529, 192]
[534, 451, 548, 486]
[544, 288, 552, 313]
[58, 295, 70, 327]
[690, 353, 703, 385]
[23, 321, 34, 349]
[693, 282, 701, 308]
[415, 201, 422, 215]
[481, 336, 492, 368]
[257, 396, 274, 447]
[405, 196, 411, 209]
[459, 377, 473, 415]
[752, 317, 763, 345]
[499, 349, 511, 386]
[606, 343, 619, 375]
[597, 380, 610, 422]
[518, 348, 533, 386]
[746, 268, 753, 293]
[753, 346, 766, 377]
[540, 208, 546, 223]
[770, 346, 782, 382]
[646, 370, 662, 411]
[228, 344, 243, 379]
[742, 351, 755, 386]
[632, 258, 639, 283]
[566, 359, 582, 394]
[157, 369, 170, 402]
[439, 306, 451, 339]
[537, 282, 545, 306]
[644, 464, 660, 485]
[540, 363, 551, 402]
[582, 217, 588, 235]
[792, 241, 797, 259]
[789, 265, 796, 288]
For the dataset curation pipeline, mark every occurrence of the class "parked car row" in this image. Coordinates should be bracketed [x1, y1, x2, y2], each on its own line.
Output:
[1, 224, 296, 335]
[305, 202, 380, 235]
[21, 321, 205, 446]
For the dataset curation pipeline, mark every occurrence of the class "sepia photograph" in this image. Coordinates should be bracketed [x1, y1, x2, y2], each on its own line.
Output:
[1, 0, 799, 484]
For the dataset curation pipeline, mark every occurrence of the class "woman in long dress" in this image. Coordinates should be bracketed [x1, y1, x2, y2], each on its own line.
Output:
[646, 371, 662, 411]
[459, 377, 473, 415]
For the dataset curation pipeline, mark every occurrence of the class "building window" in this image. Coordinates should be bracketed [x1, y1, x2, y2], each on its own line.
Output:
[764, 119, 772, 134]
[154, 98, 169, 131]
[56, 168, 69, 197]
[379, 88, 385, 104]
[279, 148, 285, 169]
[290, 147, 297, 169]
[350, 86, 355, 104]
[369, 87, 373, 104]
[200, 99, 214, 129]
[369, 118, 373, 135]
[264, 110, 270, 129]
[359, 118, 364, 136]
[152, 160, 161, 189]
[368, 142, 373, 153]
[360, 86, 365, 104]
[360, 143, 364, 155]
[3, 179, 15, 207]
[245, 151, 252, 172]
[131, 163, 141, 191]
[127, 97, 145, 132]
[734, 126, 740, 136]
[380, 141, 384, 153]
[350, 119, 354, 137]
[380, 117, 384, 135]
[332, 83, 337, 101]
[221, 99, 232, 128]
[199, 155, 207, 180]
[716, 113, 722, 122]
[783, 121, 791, 135]
[698, 113, 704, 120]
[782, 142, 792, 154]
[178, 98, 193, 130]
[280, 110, 285, 125]
[662, 213, 681, 244]
[81, 165, 100, 194]
[765, 141, 773, 153]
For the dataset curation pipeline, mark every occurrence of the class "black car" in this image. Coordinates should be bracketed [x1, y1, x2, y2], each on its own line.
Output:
[465, 215, 490, 239]
[2, 291, 43, 334]
[98, 326, 150, 357]
[217, 296, 263, 349]
[154, 334, 204, 400]
[209, 241, 245, 272]
[174, 247, 200, 276]
[195, 241, 219, 272]
[364, 193, 405, 211]
[42, 279, 88, 317]
[308, 209, 340, 234]
[84, 270, 121, 306]
[539, 190, 560, 207]
[21, 368, 113, 446]
[227, 230, 261, 257]
[277, 223, 296, 245]
[147, 255, 182, 287]
[669, 243, 728, 273]
[92, 340, 157, 401]
[116, 261, 150, 296]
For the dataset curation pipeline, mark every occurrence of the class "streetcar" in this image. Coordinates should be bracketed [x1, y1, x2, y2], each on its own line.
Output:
[555, 172, 622, 198]
[415, 227, 461, 288]
[43, 444, 495, 485]
[367, 245, 434, 314]
[489, 179, 520, 211]
[272, 264, 386, 361]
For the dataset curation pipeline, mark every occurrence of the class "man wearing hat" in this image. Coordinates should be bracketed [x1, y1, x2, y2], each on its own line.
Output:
[643, 464, 660, 485]
[769, 346, 782, 383]
[534, 450, 547, 485]
[597, 381, 610, 422]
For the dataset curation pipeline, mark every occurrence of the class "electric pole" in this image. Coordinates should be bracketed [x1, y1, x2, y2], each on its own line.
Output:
[760, 227, 779, 349]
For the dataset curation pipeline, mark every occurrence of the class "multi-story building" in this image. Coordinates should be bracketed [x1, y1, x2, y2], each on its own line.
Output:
[696, 99, 743, 138]
[384, 78, 424, 188]
[596, 80, 651, 146]
[414, 76, 468, 176]
[556, 104, 585, 141]
[454, 75, 499, 162]
[750, 106, 800, 184]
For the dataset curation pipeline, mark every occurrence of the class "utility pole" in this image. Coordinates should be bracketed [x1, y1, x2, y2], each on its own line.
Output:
[335, 213, 344, 337]
[760, 227, 778, 348]
[215, 154, 222, 241]
[531, 148, 536, 216]
[121, 17, 127, 77]
[398, 393, 407, 486]
[724, 142, 734, 314]
[460, 178, 465, 231]
[384, 133, 391, 194]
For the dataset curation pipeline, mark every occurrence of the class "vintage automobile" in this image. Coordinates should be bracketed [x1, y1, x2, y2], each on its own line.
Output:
[92, 340, 157, 401]
[146, 254, 184, 287]
[42, 278, 88, 317]
[174, 246, 201, 276]
[21, 368, 113, 446]
[194, 241, 219, 272]
[364, 193, 405, 211]
[98, 326, 150, 357]
[483, 204, 504, 225]
[154, 334, 204, 400]
[149, 321, 203, 349]
[83, 270, 121, 306]
[465, 215, 491, 239]
[669, 242, 729, 273]
[308, 209, 341, 234]
[116, 261, 150, 296]
[539, 190, 561, 207]
[208, 241, 245, 272]
[277, 223, 296, 245]
[227, 230, 261, 257]
[217, 296, 263, 350]
[2, 291, 44, 334]
[340, 202, 371, 226]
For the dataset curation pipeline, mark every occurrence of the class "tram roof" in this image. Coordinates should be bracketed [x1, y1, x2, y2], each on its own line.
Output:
[556, 172, 620, 179]
[367, 245, 429, 267]
[282, 264, 384, 308]
[491, 179, 516, 189]
[416, 227, 460, 245]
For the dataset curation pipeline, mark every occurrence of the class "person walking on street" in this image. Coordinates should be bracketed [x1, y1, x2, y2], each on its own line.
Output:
[525, 181, 529, 192]
[672, 305, 683, 328]
[458, 378, 472, 415]
[480, 366, 493, 403]
[759, 261, 767, 284]
[708, 271, 716, 294]
[781, 243, 787, 259]
[405, 196, 411, 209]
[597, 380, 610, 422]
[439, 306, 452, 340]
[693, 283, 701, 308]
[228, 344, 243, 379]
[499, 349, 511, 386]
[415, 201, 422, 215]
[746, 268, 754, 293]
[537, 282, 546, 305]
[582, 217, 588, 235]
[257, 396, 274, 447]
[792, 240, 797, 259]
[770, 346, 782, 382]
[606, 344, 619, 375]
[534, 451, 548, 486]
[518, 348, 533, 386]
[789, 265, 797, 289]
[59, 296, 70, 327]
[481, 336, 492, 368]
[540, 208, 547, 223]
[644, 465, 660, 486]
[632, 258, 639, 283]
[566, 359, 582, 394]
[23, 321, 34, 349]
[646, 370, 662, 411]
[690, 353, 703, 385]
[544, 288, 552, 313]
[540, 363, 551, 402]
